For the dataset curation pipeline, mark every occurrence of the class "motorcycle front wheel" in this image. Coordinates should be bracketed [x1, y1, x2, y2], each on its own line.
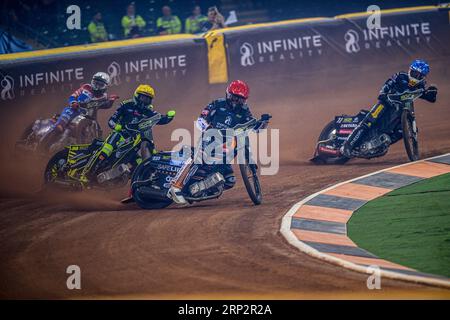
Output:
[313, 120, 350, 165]
[239, 163, 262, 205]
[44, 149, 69, 185]
[401, 110, 420, 162]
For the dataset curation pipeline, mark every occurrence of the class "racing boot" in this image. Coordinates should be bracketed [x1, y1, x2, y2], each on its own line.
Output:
[167, 186, 188, 205]
[167, 157, 194, 205]
[340, 123, 369, 158]
[79, 143, 112, 185]
[340, 144, 353, 158]
[222, 164, 236, 190]
[80, 155, 107, 185]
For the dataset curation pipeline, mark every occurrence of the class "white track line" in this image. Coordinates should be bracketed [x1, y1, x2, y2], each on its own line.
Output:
[280, 153, 450, 289]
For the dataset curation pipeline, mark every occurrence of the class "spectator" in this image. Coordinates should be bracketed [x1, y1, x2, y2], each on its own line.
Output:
[121, 2, 146, 38]
[88, 12, 108, 43]
[0, 29, 33, 54]
[201, 6, 226, 33]
[185, 5, 207, 34]
[156, 5, 181, 35]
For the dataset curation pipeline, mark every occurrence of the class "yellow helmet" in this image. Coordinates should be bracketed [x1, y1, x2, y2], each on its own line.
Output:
[134, 84, 155, 99]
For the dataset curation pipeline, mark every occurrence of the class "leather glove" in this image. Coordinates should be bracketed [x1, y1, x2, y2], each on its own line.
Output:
[167, 110, 176, 118]
[70, 101, 79, 109]
[427, 85, 438, 93]
[426, 85, 438, 101]
[114, 124, 122, 132]
[196, 117, 209, 132]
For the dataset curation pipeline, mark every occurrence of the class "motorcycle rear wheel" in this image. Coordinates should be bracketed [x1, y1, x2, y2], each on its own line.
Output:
[401, 110, 420, 161]
[315, 120, 350, 165]
[239, 163, 262, 205]
[131, 162, 173, 210]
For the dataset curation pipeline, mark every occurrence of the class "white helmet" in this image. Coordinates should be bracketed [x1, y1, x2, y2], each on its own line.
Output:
[91, 72, 110, 93]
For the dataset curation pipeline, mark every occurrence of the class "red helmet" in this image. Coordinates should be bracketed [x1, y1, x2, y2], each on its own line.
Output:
[226, 80, 249, 108]
[227, 80, 249, 99]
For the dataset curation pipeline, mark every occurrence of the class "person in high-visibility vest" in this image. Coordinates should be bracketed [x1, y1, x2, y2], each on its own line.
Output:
[156, 5, 181, 35]
[88, 12, 108, 43]
[121, 2, 146, 38]
[185, 5, 207, 34]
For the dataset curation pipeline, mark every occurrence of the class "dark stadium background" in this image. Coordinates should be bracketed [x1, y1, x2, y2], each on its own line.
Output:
[0, 0, 440, 50]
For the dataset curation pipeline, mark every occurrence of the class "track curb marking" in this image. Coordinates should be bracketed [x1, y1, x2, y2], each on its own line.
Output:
[280, 153, 450, 288]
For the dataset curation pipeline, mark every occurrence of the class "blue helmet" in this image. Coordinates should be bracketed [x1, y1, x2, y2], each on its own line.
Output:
[408, 59, 429, 86]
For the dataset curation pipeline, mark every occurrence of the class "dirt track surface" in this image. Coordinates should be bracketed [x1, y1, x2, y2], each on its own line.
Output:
[1, 65, 450, 299]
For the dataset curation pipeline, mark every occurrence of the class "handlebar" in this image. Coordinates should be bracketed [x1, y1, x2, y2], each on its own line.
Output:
[203, 114, 272, 142]
[387, 89, 424, 104]
[231, 113, 272, 131]
[125, 114, 162, 133]
[192, 114, 271, 163]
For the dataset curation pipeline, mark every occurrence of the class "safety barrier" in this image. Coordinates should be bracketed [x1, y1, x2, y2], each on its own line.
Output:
[0, 5, 449, 115]
[221, 6, 450, 83]
[0, 36, 209, 113]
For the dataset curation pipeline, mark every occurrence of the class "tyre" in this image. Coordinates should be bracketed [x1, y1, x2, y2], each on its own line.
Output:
[44, 149, 69, 184]
[239, 163, 262, 205]
[401, 110, 420, 162]
[131, 162, 172, 210]
[315, 120, 350, 165]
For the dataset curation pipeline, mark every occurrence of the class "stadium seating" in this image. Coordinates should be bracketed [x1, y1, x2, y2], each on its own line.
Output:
[0, 0, 438, 50]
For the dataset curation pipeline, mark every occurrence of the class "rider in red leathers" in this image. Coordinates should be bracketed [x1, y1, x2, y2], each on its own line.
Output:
[168, 80, 257, 204]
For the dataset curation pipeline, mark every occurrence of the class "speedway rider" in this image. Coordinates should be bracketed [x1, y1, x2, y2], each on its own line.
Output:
[169, 80, 266, 204]
[341, 59, 438, 158]
[79, 84, 176, 184]
[41, 72, 118, 149]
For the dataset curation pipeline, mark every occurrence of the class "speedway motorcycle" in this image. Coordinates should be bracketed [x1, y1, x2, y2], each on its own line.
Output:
[44, 114, 161, 190]
[16, 98, 114, 155]
[311, 89, 424, 164]
[123, 114, 272, 209]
